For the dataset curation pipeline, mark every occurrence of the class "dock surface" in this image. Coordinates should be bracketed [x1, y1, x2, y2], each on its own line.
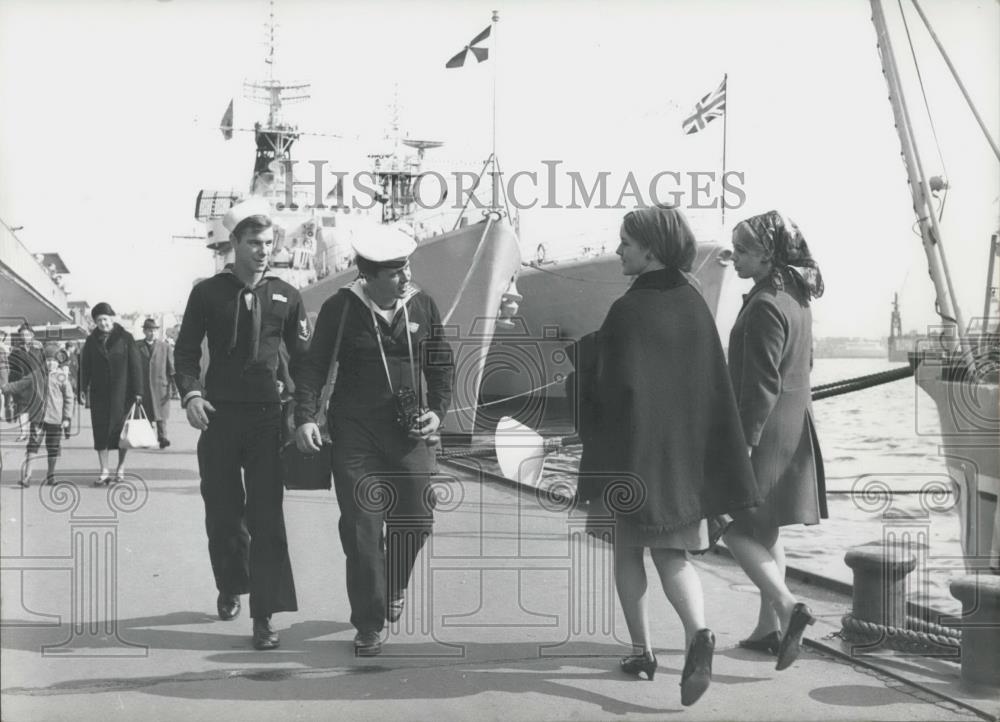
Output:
[2, 404, 996, 722]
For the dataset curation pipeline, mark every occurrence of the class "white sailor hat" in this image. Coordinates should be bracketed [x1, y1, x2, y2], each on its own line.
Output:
[351, 225, 417, 267]
[222, 196, 272, 233]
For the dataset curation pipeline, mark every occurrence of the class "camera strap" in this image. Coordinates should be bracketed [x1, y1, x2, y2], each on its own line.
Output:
[367, 300, 417, 395]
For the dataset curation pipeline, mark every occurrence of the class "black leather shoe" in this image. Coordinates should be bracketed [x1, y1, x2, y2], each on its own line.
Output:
[354, 630, 382, 657]
[620, 650, 657, 680]
[775, 603, 815, 671]
[738, 630, 781, 655]
[158, 437, 171, 449]
[217, 592, 241, 621]
[680, 629, 715, 707]
[252, 616, 279, 650]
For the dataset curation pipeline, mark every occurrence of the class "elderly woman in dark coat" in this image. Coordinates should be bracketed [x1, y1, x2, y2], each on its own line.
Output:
[723, 210, 826, 671]
[80, 302, 142, 485]
[577, 205, 760, 707]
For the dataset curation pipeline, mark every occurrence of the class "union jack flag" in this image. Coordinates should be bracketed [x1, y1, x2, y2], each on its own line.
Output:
[682, 77, 726, 135]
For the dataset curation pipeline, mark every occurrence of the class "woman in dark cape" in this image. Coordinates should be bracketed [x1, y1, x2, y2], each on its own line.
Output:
[80, 302, 142, 485]
[577, 205, 760, 706]
[723, 210, 826, 671]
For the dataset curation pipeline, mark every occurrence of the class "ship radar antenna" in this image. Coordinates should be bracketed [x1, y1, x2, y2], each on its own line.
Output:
[242, 0, 311, 191]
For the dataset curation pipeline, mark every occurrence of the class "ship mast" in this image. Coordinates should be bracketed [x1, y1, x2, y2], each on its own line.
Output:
[869, 0, 967, 352]
[243, 0, 310, 192]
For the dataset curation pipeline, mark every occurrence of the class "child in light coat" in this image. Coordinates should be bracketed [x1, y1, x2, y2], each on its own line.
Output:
[2, 343, 74, 486]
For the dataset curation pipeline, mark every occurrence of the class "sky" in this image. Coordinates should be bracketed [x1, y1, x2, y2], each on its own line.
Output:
[1, 0, 997, 338]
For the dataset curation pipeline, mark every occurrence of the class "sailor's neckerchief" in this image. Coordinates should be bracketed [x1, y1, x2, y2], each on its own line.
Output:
[348, 278, 421, 393]
[347, 278, 420, 322]
[220, 265, 281, 365]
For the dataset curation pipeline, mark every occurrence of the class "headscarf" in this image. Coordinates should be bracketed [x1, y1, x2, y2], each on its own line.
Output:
[621, 204, 697, 272]
[738, 210, 824, 299]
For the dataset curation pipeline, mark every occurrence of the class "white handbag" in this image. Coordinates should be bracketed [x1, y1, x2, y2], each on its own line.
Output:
[119, 402, 159, 449]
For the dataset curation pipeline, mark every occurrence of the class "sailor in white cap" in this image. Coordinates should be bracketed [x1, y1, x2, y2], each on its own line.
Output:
[222, 195, 272, 235]
[293, 227, 454, 657]
[174, 195, 309, 650]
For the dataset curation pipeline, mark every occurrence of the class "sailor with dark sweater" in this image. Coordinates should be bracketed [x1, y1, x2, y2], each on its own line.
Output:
[174, 196, 310, 651]
[293, 226, 453, 657]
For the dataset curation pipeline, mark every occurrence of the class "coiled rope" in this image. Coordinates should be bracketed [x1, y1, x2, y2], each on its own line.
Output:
[840, 612, 960, 655]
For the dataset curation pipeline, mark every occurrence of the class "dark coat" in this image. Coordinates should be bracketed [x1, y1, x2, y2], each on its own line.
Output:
[728, 278, 827, 526]
[81, 324, 142, 450]
[136, 339, 174, 420]
[578, 268, 761, 535]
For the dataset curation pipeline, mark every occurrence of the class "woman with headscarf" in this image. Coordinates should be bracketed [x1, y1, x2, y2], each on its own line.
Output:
[80, 302, 142, 485]
[723, 210, 826, 671]
[576, 205, 760, 706]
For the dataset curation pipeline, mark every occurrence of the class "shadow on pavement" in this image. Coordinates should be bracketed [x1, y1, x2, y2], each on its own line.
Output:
[2, 617, 775, 715]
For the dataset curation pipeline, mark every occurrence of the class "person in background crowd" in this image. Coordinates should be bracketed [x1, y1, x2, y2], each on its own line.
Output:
[136, 318, 175, 448]
[0, 330, 10, 424]
[294, 227, 454, 658]
[2, 343, 74, 487]
[8, 322, 46, 442]
[63, 341, 82, 404]
[174, 196, 310, 651]
[80, 302, 142, 485]
[576, 205, 760, 707]
[723, 209, 826, 671]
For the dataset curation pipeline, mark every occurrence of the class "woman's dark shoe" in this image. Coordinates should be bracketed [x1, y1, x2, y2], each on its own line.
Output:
[680, 629, 714, 706]
[775, 603, 816, 671]
[738, 630, 781, 655]
[619, 650, 657, 680]
[252, 616, 279, 650]
[93, 474, 110, 487]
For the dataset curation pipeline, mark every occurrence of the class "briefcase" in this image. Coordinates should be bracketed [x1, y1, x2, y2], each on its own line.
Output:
[280, 438, 332, 491]
[279, 294, 349, 492]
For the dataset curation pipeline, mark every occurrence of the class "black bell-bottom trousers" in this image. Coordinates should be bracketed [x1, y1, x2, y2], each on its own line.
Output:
[330, 415, 436, 634]
[197, 402, 298, 618]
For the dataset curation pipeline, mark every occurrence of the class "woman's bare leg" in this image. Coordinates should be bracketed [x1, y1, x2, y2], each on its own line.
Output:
[614, 544, 651, 654]
[724, 524, 797, 634]
[650, 548, 707, 647]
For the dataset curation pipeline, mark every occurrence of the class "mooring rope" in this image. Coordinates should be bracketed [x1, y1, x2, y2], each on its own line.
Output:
[840, 612, 961, 655]
[441, 364, 917, 460]
[811, 365, 915, 400]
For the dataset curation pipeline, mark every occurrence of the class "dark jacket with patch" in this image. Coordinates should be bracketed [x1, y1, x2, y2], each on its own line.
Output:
[577, 268, 761, 534]
[174, 270, 310, 405]
[293, 285, 453, 424]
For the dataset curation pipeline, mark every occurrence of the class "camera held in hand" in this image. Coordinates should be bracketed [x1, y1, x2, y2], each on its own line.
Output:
[394, 386, 439, 445]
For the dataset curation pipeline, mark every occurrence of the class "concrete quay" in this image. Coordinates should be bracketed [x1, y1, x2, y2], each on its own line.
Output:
[1, 402, 996, 722]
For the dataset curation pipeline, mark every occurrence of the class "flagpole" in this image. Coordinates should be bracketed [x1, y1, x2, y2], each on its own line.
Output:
[491, 9, 499, 212]
[721, 73, 728, 230]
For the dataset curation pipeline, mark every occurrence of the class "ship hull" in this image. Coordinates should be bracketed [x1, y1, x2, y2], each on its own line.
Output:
[475, 243, 731, 431]
[916, 358, 999, 571]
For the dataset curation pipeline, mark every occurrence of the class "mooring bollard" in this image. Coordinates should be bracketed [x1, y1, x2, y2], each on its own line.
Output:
[949, 574, 1000, 690]
[844, 545, 917, 630]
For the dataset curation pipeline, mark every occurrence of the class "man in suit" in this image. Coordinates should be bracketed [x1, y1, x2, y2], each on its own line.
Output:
[136, 318, 175, 449]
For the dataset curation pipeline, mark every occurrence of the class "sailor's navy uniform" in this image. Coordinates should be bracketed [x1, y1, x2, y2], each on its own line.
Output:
[174, 266, 310, 619]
